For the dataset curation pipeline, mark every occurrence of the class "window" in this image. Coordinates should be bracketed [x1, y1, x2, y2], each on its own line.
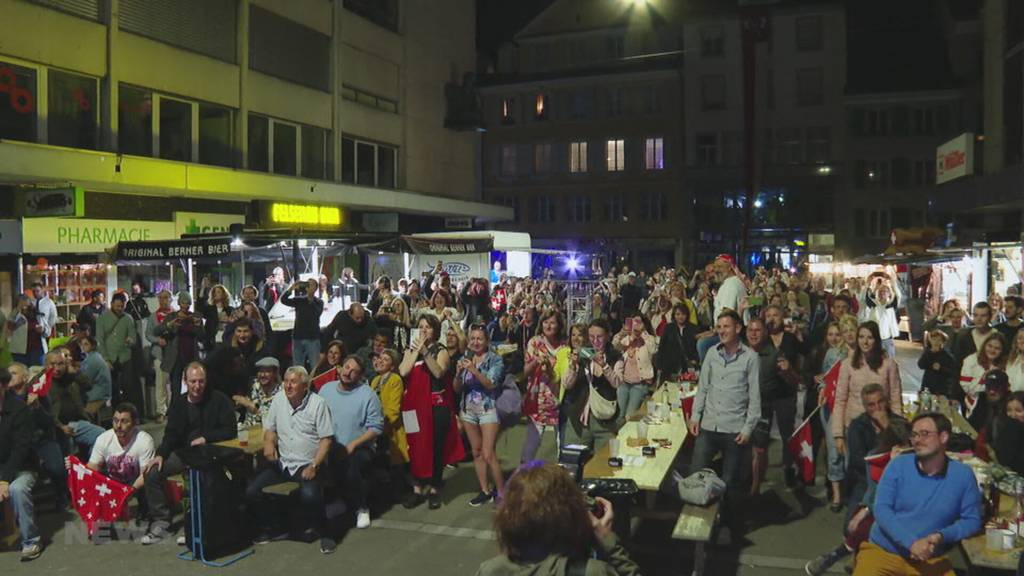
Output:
[568, 195, 591, 223]
[159, 98, 192, 161]
[570, 141, 588, 173]
[250, 6, 330, 91]
[272, 121, 297, 176]
[535, 196, 556, 223]
[701, 75, 726, 110]
[796, 68, 824, 106]
[606, 139, 625, 172]
[641, 192, 668, 221]
[248, 114, 269, 172]
[343, 0, 398, 32]
[119, 85, 152, 156]
[501, 97, 515, 124]
[494, 194, 521, 222]
[377, 144, 396, 188]
[500, 144, 517, 176]
[805, 127, 830, 163]
[608, 87, 624, 117]
[570, 90, 591, 119]
[914, 107, 934, 135]
[775, 128, 802, 164]
[534, 93, 548, 120]
[891, 106, 910, 137]
[356, 141, 375, 185]
[0, 61, 36, 143]
[199, 103, 233, 167]
[696, 132, 719, 166]
[341, 137, 355, 182]
[534, 143, 552, 174]
[795, 16, 823, 51]
[644, 137, 664, 170]
[341, 84, 398, 114]
[914, 159, 936, 187]
[301, 125, 328, 180]
[48, 70, 97, 149]
[605, 194, 627, 222]
[891, 157, 911, 189]
[700, 25, 724, 57]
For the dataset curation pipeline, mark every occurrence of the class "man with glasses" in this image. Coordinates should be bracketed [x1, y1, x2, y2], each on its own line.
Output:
[853, 413, 982, 575]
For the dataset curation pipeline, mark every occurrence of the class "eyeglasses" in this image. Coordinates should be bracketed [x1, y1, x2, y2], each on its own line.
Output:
[910, 430, 937, 440]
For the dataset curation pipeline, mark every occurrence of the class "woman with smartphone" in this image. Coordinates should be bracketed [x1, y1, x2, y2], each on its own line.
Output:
[612, 314, 657, 420]
[523, 311, 568, 463]
[400, 315, 463, 510]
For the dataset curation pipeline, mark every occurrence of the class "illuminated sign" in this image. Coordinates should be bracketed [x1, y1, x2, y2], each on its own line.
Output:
[270, 203, 341, 227]
[936, 133, 974, 185]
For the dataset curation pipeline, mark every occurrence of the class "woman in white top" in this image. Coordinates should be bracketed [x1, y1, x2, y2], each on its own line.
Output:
[417, 291, 463, 338]
[862, 275, 900, 360]
[959, 331, 1007, 413]
[1006, 330, 1024, 392]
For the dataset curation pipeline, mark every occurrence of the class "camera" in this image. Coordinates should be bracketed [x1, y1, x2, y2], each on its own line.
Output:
[295, 283, 308, 297]
[558, 443, 593, 483]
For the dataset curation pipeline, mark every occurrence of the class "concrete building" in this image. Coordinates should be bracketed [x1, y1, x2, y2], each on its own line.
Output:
[478, 0, 846, 270]
[0, 0, 510, 309]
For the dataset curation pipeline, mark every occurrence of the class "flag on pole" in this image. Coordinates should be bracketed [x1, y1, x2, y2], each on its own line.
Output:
[822, 360, 842, 412]
[786, 412, 816, 484]
[67, 455, 135, 535]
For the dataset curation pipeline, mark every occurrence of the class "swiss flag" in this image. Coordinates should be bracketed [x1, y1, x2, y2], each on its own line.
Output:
[822, 360, 842, 412]
[30, 367, 54, 398]
[67, 456, 135, 535]
[311, 369, 338, 393]
[786, 417, 815, 484]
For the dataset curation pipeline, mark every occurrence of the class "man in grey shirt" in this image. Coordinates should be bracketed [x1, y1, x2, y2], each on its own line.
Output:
[687, 309, 760, 543]
[246, 366, 333, 548]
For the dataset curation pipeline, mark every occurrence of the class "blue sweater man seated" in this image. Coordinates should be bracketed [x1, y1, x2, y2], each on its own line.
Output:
[854, 413, 982, 576]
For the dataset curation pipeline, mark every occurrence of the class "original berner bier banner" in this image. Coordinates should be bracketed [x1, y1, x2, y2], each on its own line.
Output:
[116, 238, 232, 260]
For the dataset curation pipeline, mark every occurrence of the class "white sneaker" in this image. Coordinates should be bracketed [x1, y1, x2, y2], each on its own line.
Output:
[356, 508, 371, 529]
[176, 535, 186, 546]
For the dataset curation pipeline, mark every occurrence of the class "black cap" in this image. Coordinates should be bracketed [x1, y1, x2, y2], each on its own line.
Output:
[984, 369, 1010, 392]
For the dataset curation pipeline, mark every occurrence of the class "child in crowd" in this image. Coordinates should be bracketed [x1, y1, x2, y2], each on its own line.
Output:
[917, 330, 956, 397]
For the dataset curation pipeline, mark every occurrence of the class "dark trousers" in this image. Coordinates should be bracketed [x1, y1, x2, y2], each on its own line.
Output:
[246, 463, 323, 534]
[35, 439, 67, 507]
[429, 406, 451, 488]
[330, 446, 374, 511]
[761, 395, 797, 469]
[113, 360, 142, 413]
[143, 452, 186, 527]
[690, 429, 751, 528]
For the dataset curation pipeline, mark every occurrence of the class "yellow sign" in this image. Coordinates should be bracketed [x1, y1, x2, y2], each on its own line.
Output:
[270, 203, 342, 227]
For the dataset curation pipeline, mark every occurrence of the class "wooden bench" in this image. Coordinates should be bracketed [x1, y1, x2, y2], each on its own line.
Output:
[671, 500, 721, 576]
[261, 481, 300, 497]
[0, 499, 18, 550]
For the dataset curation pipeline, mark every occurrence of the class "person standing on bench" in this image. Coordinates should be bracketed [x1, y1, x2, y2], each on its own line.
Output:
[687, 310, 760, 545]
[852, 413, 982, 576]
[140, 361, 237, 545]
[246, 365, 333, 547]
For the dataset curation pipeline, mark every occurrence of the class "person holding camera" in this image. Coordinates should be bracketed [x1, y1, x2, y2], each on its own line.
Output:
[476, 462, 640, 576]
[282, 278, 325, 373]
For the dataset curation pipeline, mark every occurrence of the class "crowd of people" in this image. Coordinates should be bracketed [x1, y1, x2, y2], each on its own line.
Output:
[1, 254, 1017, 575]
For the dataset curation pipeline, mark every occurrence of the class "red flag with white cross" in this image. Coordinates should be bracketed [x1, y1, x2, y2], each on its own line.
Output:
[786, 416, 815, 484]
[67, 455, 135, 535]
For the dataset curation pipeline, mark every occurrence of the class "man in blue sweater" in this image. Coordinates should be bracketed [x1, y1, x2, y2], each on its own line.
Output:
[854, 413, 982, 575]
[318, 355, 382, 541]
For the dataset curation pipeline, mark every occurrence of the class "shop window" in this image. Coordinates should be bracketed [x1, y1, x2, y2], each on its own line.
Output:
[248, 114, 269, 172]
[118, 85, 152, 156]
[0, 61, 37, 143]
[159, 98, 192, 161]
[199, 103, 233, 168]
[48, 69, 97, 150]
[273, 122, 297, 176]
[341, 137, 355, 182]
[357, 142, 375, 186]
[301, 125, 328, 180]
[377, 145, 396, 188]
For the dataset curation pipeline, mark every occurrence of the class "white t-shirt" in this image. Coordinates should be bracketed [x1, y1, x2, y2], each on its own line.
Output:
[88, 428, 155, 486]
[714, 275, 747, 320]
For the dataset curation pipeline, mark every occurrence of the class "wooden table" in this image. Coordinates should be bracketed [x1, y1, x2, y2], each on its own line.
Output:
[959, 470, 1021, 573]
[216, 426, 265, 455]
[583, 383, 689, 493]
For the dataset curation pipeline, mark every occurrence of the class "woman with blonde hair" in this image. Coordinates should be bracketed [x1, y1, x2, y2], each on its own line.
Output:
[959, 331, 1008, 413]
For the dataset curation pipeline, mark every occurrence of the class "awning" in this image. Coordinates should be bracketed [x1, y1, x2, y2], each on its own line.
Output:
[851, 249, 970, 266]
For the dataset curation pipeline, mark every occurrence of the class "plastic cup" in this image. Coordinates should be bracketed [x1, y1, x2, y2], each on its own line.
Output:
[646, 401, 656, 416]
[637, 422, 649, 441]
[609, 438, 621, 458]
[987, 527, 1004, 551]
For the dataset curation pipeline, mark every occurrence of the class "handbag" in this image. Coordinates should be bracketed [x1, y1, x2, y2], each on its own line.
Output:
[674, 468, 726, 506]
[588, 381, 618, 421]
[495, 374, 522, 428]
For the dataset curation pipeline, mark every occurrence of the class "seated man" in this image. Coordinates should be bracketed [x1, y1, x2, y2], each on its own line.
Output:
[141, 361, 237, 545]
[245, 366, 332, 548]
[318, 356, 382, 540]
[853, 413, 983, 576]
[845, 383, 909, 519]
[0, 366, 43, 561]
[233, 356, 281, 427]
[7, 363, 68, 511]
[45, 350, 104, 456]
[78, 336, 113, 421]
[84, 402, 155, 491]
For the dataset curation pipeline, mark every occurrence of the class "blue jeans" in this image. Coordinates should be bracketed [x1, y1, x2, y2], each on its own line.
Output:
[697, 334, 721, 363]
[34, 439, 67, 507]
[881, 338, 896, 361]
[616, 382, 650, 421]
[292, 338, 321, 372]
[70, 420, 104, 455]
[690, 429, 750, 528]
[820, 406, 846, 482]
[10, 470, 40, 548]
